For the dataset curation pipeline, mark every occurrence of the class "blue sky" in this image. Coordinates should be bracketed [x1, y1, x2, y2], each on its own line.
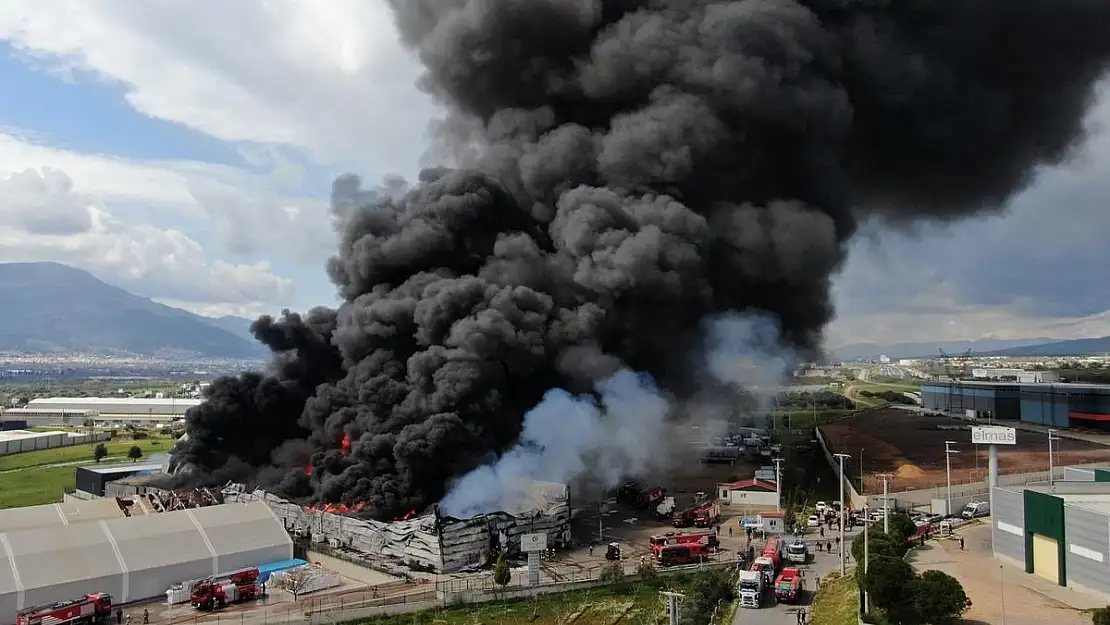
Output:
[1, 2, 1109, 347]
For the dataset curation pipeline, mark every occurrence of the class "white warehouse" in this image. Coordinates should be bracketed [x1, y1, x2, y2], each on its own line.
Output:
[0, 500, 292, 623]
[7, 397, 203, 425]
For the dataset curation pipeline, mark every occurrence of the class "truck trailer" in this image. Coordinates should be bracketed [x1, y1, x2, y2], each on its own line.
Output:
[17, 593, 113, 625]
[649, 530, 719, 556]
[774, 568, 803, 604]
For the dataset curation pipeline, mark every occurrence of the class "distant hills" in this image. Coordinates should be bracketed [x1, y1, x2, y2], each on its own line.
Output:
[833, 336, 1110, 360]
[0, 262, 267, 358]
[978, 336, 1110, 357]
[831, 338, 1055, 361]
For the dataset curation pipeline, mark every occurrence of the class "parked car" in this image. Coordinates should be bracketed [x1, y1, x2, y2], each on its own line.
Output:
[815, 501, 827, 513]
[807, 515, 820, 528]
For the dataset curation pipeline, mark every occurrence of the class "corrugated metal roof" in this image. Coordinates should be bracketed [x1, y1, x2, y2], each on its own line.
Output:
[27, 397, 203, 407]
[0, 499, 125, 533]
[720, 478, 777, 491]
[82, 461, 165, 475]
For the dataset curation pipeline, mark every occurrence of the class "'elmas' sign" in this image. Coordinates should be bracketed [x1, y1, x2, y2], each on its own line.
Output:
[971, 426, 1017, 445]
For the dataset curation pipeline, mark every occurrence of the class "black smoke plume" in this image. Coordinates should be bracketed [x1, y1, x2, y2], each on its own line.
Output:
[170, 0, 1110, 520]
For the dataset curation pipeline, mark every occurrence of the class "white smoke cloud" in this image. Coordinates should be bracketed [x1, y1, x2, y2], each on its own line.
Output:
[439, 369, 672, 518]
[703, 311, 798, 409]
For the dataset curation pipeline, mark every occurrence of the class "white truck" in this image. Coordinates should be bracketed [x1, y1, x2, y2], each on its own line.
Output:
[961, 501, 990, 519]
[785, 541, 809, 564]
[737, 570, 764, 608]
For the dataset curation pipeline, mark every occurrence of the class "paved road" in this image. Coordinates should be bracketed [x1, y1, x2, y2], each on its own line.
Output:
[732, 525, 859, 625]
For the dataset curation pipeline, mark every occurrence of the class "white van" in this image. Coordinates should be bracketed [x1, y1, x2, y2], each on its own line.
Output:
[961, 501, 990, 519]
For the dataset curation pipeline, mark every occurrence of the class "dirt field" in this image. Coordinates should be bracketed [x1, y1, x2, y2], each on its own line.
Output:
[821, 409, 1110, 492]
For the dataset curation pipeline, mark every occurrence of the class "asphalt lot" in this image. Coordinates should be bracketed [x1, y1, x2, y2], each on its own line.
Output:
[731, 522, 860, 625]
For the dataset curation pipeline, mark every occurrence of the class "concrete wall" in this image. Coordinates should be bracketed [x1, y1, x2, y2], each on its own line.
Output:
[1066, 467, 1096, 482]
[863, 463, 1104, 510]
[814, 426, 866, 509]
[304, 550, 399, 586]
[0, 431, 110, 456]
[1064, 504, 1110, 601]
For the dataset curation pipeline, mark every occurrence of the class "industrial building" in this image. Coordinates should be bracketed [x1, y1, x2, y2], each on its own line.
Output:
[0, 429, 110, 456]
[717, 478, 779, 508]
[3, 397, 202, 426]
[972, 368, 1060, 383]
[0, 499, 293, 624]
[922, 381, 1110, 429]
[224, 481, 573, 574]
[992, 480, 1110, 601]
[921, 381, 1021, 420]
[75, 461, 165, 497]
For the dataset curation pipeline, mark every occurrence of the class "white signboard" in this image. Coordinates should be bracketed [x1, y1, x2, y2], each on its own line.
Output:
[520, 533, 548, 552]
[971, 426, 1017, 445]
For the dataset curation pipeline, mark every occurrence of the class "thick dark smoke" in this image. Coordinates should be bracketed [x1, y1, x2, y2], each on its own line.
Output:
[170, 0, 1110, 520]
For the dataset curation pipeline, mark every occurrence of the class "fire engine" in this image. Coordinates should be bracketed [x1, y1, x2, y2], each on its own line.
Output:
[190, 567, 262, 610]
[656, 542, 711, 566]
[16, 593, 113, 625]
[616, 481, 666, 508]
[648, 530, 719, 556]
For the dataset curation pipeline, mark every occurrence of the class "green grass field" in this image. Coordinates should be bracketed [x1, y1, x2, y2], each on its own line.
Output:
[352, 576, 713, 625]
[0, 433, 171, 509]
[0, 435, 170, 471]
[811, 572, 860, 625]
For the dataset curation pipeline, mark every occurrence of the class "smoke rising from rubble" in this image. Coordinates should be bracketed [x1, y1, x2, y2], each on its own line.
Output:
[170, 0, 1110, 520]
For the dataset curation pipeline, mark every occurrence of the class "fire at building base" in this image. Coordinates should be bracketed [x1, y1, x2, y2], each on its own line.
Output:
[222, 481, 572, 574]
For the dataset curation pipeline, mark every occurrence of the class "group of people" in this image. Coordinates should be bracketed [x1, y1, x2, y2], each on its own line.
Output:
[114, 608, 149, 625]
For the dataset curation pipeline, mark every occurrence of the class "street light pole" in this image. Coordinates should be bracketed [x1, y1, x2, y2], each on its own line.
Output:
[772, 457, 785, 511]
[945, 441, 959, 517]
[877, 473, 893, 533]
[834, 452, 851, 576]
[1048, 429, 1060, 485]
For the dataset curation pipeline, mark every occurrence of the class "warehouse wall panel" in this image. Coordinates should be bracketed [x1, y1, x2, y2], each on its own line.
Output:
[992, 487, 1026, 564]
[9, 523, 125, 613]
[190, 502, 293, 573]
[106, 512, 216, 601]
[1064, 504, 1110, 597]
[1065, 468, 1096, 482]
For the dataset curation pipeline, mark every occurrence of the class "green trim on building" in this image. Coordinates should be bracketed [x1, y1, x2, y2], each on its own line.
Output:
[1093, 468, 1110, 482]
[1023, 489, 1067, 585]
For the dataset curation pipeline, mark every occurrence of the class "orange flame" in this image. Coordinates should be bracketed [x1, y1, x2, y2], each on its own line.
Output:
[302, 502, 368, 514]
[340, 433, 351, 456]
[394, 508, 417, 521]
[303, 464, 313, 476]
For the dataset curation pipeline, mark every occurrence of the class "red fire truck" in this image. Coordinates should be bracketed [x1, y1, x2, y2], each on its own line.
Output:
[16, 593, 113, 625]
[657, 543, 711, 567]
[616, 481, 666, 509]
[190, 568, 262, 610]
[649, 530, 719, 556]
[672, 501, 720, 528]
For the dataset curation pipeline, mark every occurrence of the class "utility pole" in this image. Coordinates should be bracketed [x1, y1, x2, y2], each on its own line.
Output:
[599, 500, 604, 542]
[877, 474, 893, 533]
[1048, 429, 1060, 485]
[834, 452, 851, 576]
[863, 503, 870, 616]
[945, 441, 959, 517]
[661, 590, 685, 625]
[859, 449, 866, 497]
[772, 457, 785, 511]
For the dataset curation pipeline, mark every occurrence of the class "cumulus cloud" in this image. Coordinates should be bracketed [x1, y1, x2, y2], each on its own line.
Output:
[0, 164, 295, 308]
[0, 0, 438, 177]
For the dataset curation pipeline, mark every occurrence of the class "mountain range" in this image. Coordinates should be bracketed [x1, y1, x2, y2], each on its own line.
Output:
[0, 262, 266, 358]
[833, 336, 1110, 360]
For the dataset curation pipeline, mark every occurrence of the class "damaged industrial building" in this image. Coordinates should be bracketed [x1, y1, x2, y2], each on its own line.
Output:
[222, 481, 571, 573]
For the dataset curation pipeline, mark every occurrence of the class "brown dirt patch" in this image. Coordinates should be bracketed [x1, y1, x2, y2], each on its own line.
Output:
[822, 408, 1110, 492]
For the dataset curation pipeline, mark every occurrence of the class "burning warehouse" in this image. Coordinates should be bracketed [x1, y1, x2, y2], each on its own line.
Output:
[223, 481, 570, 573]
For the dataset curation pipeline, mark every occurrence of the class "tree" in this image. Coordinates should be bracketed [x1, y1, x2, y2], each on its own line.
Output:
[912, 570, 971, 624]
[492, 554, 511, 589]
[1092, 606, 1110, 625]
[887, 512, 918, 542]
[862, 556, 917, 620]
[127, 445, 143, 462]
[852, 529, 900, 563]
[273, 566, 315, 600]
[93, 443, 108, 463]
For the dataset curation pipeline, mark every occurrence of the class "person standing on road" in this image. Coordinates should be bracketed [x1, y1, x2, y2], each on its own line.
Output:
[960, 536, 965, 550]
[819, 527, 825, 538]
[589, 544, 594, 556]
[729, 526, 733, 538]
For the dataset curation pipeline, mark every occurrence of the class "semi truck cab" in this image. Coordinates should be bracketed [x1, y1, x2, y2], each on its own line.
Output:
[737, 570, 764, 608]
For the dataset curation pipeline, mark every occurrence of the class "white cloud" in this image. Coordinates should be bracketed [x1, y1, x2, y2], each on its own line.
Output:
[0, 165, 296, 307]
[0, 0, 439, 178]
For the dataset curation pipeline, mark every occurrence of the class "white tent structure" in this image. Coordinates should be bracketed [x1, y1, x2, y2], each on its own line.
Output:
[0, 501, 292, 624]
